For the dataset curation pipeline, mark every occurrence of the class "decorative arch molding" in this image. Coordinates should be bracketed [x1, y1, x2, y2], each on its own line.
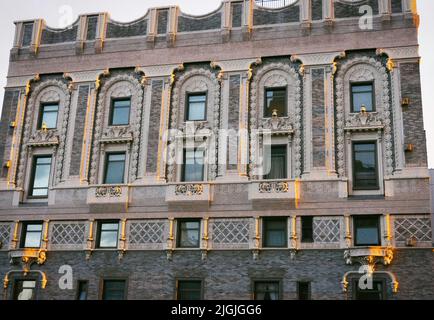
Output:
[335, 56, 394, 177]
[249, 61, 303, 178]
[89, 74, 144, 184]
[16, 79, 72, 188]
[167, 68, 221, 182]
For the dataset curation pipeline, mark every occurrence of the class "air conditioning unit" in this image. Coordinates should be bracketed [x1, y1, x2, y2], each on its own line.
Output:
[405, 237, 416, 247]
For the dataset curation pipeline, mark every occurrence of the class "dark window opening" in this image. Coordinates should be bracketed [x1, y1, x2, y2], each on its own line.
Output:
[102, 279, 126, 300]
[263, 218, 287, 248]
[264, 145, 287, 180]
[110, 98, 131, 126]
[182, 149, 204, 182]
[297, 281, 311, 300]
[76, 280, 88, 300]
[254, 281, 280, 300]
[177, 219, 201, 248]
[38, 103, 59, 129]
[177, 280, 202, 300]
[351, 82, 375, 112]
[186, 93, 207, 121]
[13, 280, 36, 300]
[104, 152, 126, 184]
[264, 87, 287, 118]
[354, 215, 380, 246]
[20, 222, 43, 249]
[354, 279, 384, 300]
[301, 216, 313, 243]
[29, 156, 52, 198]
[353, 142, 379, 190]
[97, 221, 119, 249]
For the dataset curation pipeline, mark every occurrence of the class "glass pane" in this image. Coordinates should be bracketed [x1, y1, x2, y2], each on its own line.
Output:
[264, 220, 287, 247]
[24, 231, 42, 248]
[36, 157, 52, 165]
[41, 105, 59, 129]
[112, 106, 130, 125]
[99, 230, 118, 248]
[179, 222, 200, 247]
[178, 281, 202, 300]
[353, 143, 378, 189]
[15, 281, 36, 300]
[356, 281, 383, 300]
[26, 224, 43, 231]
[183, 150, 204, 182]
[101, 223, 119, 231]
[265, 88, 286, 117]
[255, 282, 279, 300]
[187, 95, 206, 121]
[103, 281, 125, 300]
[265, 146, 286, 179]
[352, 84, 373, 112]
[32, 157, 51, 196]
[105, 155, 125, 184]
[355, 217, 379, 245]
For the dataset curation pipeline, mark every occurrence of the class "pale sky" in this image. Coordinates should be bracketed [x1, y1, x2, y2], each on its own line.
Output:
[0, 0, 432, 168]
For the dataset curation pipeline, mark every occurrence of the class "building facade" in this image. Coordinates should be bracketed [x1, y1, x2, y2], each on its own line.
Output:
[0, 0, 432, 300]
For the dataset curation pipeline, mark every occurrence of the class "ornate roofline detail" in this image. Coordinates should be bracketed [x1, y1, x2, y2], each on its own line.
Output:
[89, 74, 144, 184]
[335, 56, 394, 177]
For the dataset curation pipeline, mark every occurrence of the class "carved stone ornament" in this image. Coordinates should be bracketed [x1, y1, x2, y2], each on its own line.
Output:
[345, 111, 383, 130]
[28, 129, 60, 147]
[250, 61, 302, 178]
[90, 74, 144, 184]
[174, 184, 204, 196]
[95, 186, 122, 198]
[168, 68, 221, 182]
[9, 249, 47, 274]
[258, 181, 289, 193]
[343, 247, 394, 270]
[17, 79, 72, 187]
[335, 56, 394, 177]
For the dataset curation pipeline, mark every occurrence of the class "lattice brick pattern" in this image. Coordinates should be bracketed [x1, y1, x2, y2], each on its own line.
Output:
[394, 217, 431, 242]
[51, 223, 86, 245]
[0, 223, 11, 247]
[313, 218, 340, 243]
[129, 221, 165, 244]
[211, 219, 250, 244]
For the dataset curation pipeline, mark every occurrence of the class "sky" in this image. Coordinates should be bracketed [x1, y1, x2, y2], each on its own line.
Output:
[0, 0, 432, 168]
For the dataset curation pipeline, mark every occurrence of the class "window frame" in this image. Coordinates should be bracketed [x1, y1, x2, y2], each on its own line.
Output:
[12, 278, 38, 300]
[100, 278, 127, 300]
[185, 92, 207, 122]
[264, 144, 288, 180]
[176, 219, 201, 249]
[38, 102, 59, 130]
[252, 279, 281, 300]
[20, 221, 44, 249]
[352, 141, 379, 191]
[103, 152, 126, 185]
[353, 215, 381, 247]
[297, 281, 311, 300]
[176, 279, 204, 300]
[28, 155, 52, 199]
[76, 280, 89, 300]
[264, 86, 287, 118]
[352, 278, 386, 300]
[96, 220, 120, 249]
[301, 216, 314, 243]
[181, 148, 205, 182]
[262, 217, 288, 248]
[350, 81, 375, 113]
[109, 97, 131, 126]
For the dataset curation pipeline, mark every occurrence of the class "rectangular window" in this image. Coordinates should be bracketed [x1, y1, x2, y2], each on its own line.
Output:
[354, 280, 384, 300]
[76, 280, 88, 300]
[21, 222, 43, 248]
[97, 221, 119, 248]
[264, 145, 287, 180]
[177, 280, 202, 300]
[104, 153, 126, 184]
[264, 87, 287, 117]
[354, 216, 380, 246]
[110, 98, 131, 126]
[351, 82, 375, 112]
[102, 280, 126, 300]
[263, 218, 287, 248]
[186, 93, 206, 121]
[13, 280, 36, 300]
[353, 142, 379, 190]
[254, 281, 280, 300]
[297, 281, 311, 300]
[182, 149, 204, 182]
[301, 216, 313, 243]
[38, 103, 59, 129]
[177, 219, 201, 248]
[30, 156, 52, 197]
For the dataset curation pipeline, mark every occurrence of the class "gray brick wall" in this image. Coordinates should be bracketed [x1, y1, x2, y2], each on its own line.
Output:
[41, 26, 78, 45]
[178, 13, 222, 33]
[0, 249, 432, 300]
[227, 75, 240, 170]
[0, 90, 19, 178]
[312, 0, 323, 21]
[312, 68, 325, 168]
[334, 0, 379, 19]
[146, 80, 163, 173]
[232, 3, 243, 28]
[253, 6, 300, 26]
[157, 10, 168, 35]
[69, 85, 89, 177]
[106, 19, 148, 39]
[400, 63, 428, 167]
